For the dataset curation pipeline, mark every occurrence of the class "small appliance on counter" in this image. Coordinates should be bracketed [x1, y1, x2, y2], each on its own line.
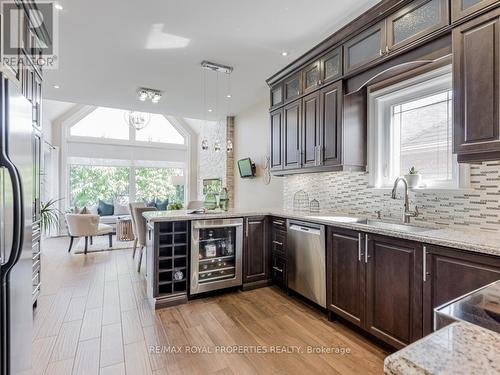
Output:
[190, 218, 243, 295]
[237, 158, 256, 178]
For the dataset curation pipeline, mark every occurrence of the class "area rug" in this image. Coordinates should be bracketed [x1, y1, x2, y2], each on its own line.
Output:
[72, 235, 134, 254]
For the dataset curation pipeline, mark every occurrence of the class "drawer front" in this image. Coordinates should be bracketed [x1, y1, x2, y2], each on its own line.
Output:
[272, 229, 287, 256]
[271, 253, 287, 287]
[271, 217, 287, 231]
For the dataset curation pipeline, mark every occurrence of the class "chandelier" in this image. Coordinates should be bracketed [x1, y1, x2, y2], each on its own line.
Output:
[124, 111, 151, 131]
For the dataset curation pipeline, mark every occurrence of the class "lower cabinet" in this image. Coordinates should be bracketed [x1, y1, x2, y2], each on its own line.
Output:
[327, 228, 423, 349]
[270, 217, 288, 288]
[243, 216, 270, 285]
[423, 245, 500, 334]
[365, 235, 423, 349]
[327, 227, 364, 327]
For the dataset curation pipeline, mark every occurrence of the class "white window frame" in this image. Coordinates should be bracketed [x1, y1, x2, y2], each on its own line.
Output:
[367, 65, 470, 190]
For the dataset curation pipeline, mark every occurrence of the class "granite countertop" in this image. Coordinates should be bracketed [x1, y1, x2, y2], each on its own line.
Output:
[142, 208, 500, 257]
[384, 322, 500, 375]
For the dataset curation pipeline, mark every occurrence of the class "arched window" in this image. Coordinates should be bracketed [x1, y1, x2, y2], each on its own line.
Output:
[69, 107, 185, 145]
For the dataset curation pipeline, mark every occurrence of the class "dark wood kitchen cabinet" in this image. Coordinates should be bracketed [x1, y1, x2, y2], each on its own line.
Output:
[283, 73, 302, 103]
[270, 109, 283, 171]
[270, 217, 287, 288]
[243, 216, 270, 286]
[327, 227, 365, 327]
[320, 47, 343, 85]
[451, 0, 499, 22]
[319, 81, 343, 166]
[365, 235, 423, 349]
[302, 61, 321, 94]
[302, 91, 320, 168]
[386, 0, 449, 52]
[344, 21, 386, 74]
[327, 230, 423, 349]
[423, 245, 500, 334]
[453, 7, 500, 162]
[283, 100, 302, 170]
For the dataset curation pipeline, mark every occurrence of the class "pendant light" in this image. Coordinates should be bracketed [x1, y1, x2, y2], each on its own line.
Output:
[200, 61, 234, 152]
[124, 111, 151, 131]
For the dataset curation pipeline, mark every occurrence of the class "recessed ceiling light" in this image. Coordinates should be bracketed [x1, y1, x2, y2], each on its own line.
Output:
[226, 94, 231, 98]
[281, 51, 288, 57]
[54, 4, 63, 10]
[53, 85, 60, 89]
[208, 109, 213, 112]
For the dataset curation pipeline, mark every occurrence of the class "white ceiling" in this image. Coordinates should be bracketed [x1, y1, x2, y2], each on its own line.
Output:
[43, 0, 380, 120]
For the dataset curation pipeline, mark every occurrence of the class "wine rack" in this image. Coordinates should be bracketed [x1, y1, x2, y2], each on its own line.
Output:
[156, 220, 188, 296]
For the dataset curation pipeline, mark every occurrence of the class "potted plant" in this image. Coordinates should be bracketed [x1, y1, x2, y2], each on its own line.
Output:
[404, 166, 422, 188]
[41, 198, 63, 235]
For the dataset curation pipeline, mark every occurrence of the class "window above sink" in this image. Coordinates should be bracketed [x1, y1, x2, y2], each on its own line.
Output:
[368, 65, 470, 190]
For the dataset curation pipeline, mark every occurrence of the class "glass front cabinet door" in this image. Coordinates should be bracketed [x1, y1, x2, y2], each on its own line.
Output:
[270, 83, 283, 109]
[386, 0, 449, 51]
[451, 0, 498, 22]
[302, 61, 321, 94]
[283, 73, 302, 102]
[320, 47, 342, 84]
[344, 21, 386, 74]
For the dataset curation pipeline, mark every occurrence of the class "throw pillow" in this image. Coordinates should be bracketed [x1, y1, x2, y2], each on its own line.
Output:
[97, 200, 114, 216]
[114, 203, 129, 216]
[155, 198, 169, 211]
[146, 199, 156, 208]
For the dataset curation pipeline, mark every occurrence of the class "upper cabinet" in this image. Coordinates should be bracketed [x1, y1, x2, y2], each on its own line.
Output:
[386, 0, 449, 51]
[452, 0, 499, 22]
[270, 83, 283, 109]
[453, 7, 500, 162]
[283, 73, 302, 102]
[302, 61, 321, 94]
[320, 47, 343, 84]
[344, 21, 387, 74]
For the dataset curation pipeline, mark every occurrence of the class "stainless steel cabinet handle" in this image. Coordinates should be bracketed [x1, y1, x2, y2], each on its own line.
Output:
[245, 219, 249, 237]
[273, 266, 283, 273]
[365, 235, 369, 263]
[273, 220, 285, 226]
[272, 240, 283, 246]
[423, 245, 427, 282]
[358, 233, 362, 262]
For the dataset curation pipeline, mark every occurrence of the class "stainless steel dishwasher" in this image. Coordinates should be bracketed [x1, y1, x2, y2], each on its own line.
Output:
[287, 220, 326, 308]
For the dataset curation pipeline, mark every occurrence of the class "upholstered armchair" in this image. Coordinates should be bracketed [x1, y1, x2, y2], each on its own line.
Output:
[65, 213, 113, 254]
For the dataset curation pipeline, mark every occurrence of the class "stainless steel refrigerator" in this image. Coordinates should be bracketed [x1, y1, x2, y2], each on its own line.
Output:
[0, 75, 34, 375]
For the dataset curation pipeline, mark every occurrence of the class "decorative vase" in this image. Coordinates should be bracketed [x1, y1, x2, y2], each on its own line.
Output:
[204, 192, 217, 210]
[404, 174, 422, 188]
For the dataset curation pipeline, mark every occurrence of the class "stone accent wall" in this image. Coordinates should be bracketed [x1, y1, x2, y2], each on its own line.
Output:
[197, 120, 227, 201]
[226, 116, 235, 208]
[283, 161, 500, 231]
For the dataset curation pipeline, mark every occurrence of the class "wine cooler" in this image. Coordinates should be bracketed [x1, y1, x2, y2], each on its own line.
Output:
[190, 218, 243, 295]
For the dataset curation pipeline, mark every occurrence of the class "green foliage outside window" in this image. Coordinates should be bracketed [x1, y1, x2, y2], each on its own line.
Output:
[70, 165, 129, 207]
[135, 167, 180, 202]
[69, 165, 184, 207]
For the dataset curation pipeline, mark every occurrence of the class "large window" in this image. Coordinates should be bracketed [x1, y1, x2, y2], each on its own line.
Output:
[70, 165, 130, 207]
[369, 66, 467, 189]
[69, 163, 184, 207]
[135, 167, 184, 202]
[69, 107, 185, 145]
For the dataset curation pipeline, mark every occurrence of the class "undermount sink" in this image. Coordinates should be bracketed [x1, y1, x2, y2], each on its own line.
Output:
[307, 215, 432, 233]
[357, 219, 431, 233]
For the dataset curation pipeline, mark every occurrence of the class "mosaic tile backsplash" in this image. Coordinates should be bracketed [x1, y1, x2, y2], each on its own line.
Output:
[283, 161, 500, 231]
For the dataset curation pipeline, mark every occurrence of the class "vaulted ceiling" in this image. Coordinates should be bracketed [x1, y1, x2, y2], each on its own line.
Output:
[43, 0, 380, 119]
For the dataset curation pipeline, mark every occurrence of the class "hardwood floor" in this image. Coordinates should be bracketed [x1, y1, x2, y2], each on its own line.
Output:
[33, 236, 388, 375]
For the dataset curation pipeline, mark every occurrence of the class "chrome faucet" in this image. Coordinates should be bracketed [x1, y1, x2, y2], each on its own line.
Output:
[391, 177, 419, 223]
